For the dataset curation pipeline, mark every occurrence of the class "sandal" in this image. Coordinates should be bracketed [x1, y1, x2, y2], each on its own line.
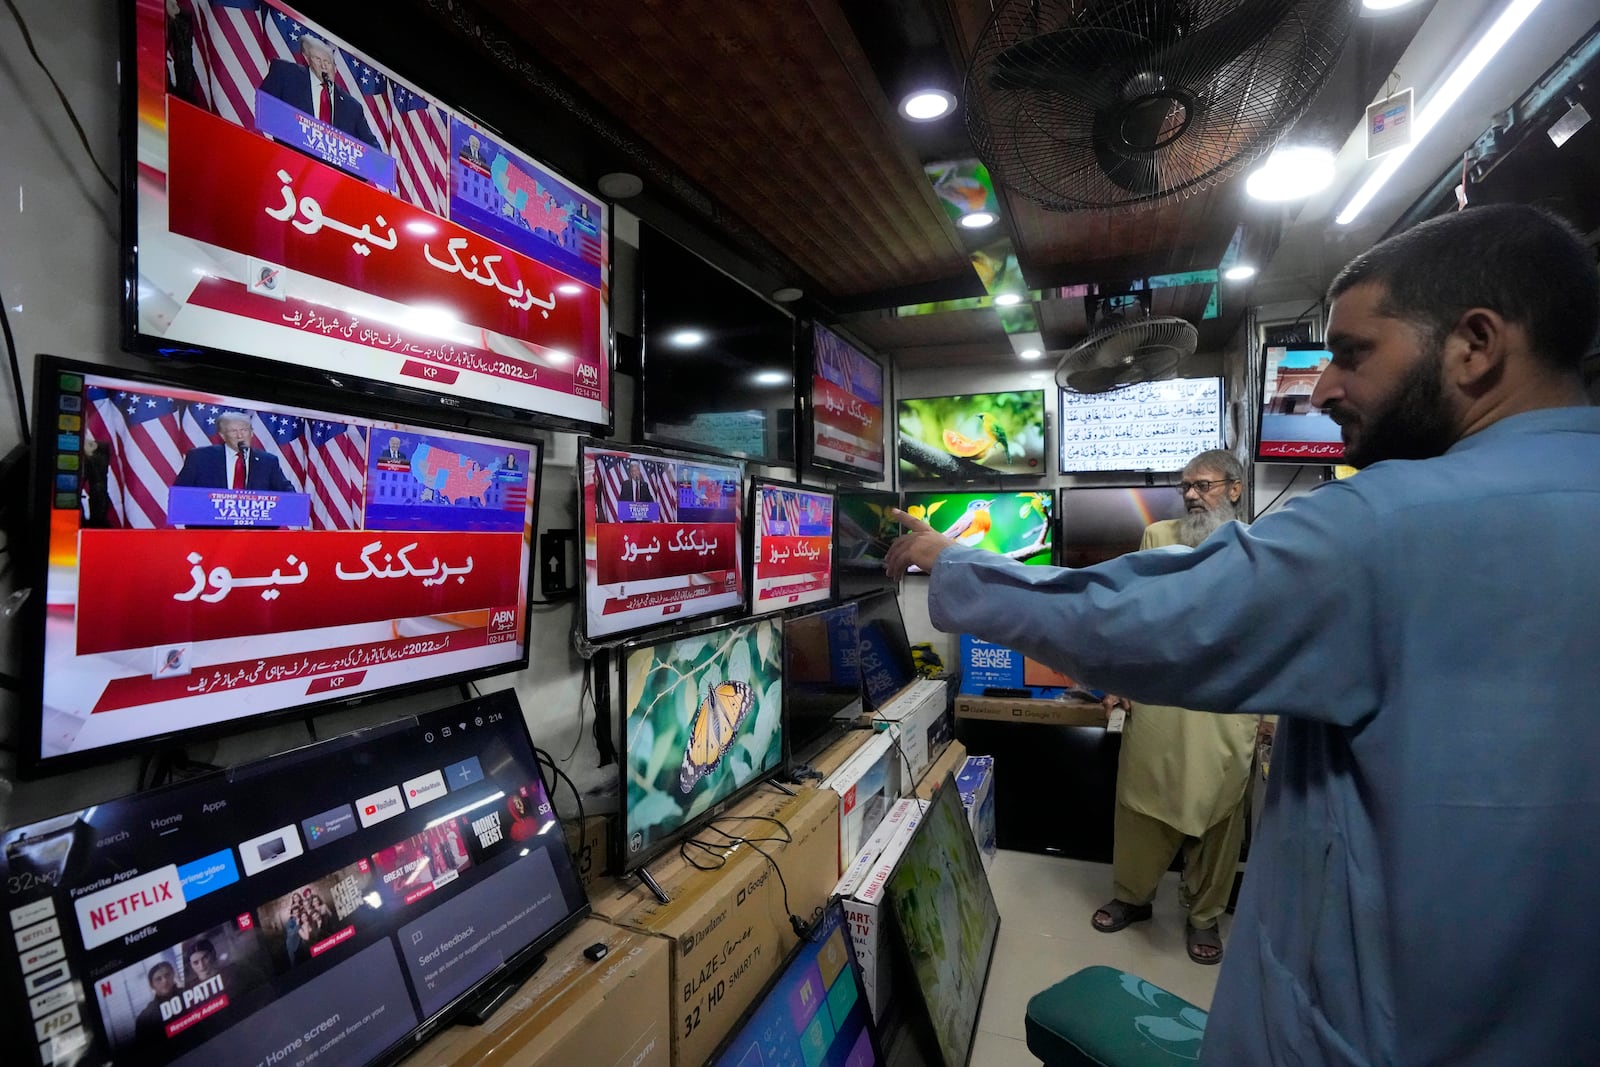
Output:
[1092, 899, 1153, 933]
[1186, 922, 1223, 965]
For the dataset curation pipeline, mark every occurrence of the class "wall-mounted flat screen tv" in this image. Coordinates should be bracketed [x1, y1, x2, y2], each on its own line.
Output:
[1057, 486, 1187, 568]
[1058, 377, 1223, 473]
[900, 490, 1053, 574]
[578, 440, 745, 643]
[1257, 343, 1343, 463]
[0, 690, 589, 1067]
[126, 0, 610, 430]
[22, 355, 541, 777]
[833, 490, 899, 599]
[807, 323, 886, 480]
[637, 223, 796, 464]
[898, 390, 1046, 479]
[619, 617, 784, 873]
[749, 479, 834, 616]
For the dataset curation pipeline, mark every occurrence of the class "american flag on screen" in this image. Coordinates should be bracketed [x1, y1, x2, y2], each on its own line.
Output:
[187, 1, 446, 213]
[594, 455, 678, 523]
[305, 420, 368, 531]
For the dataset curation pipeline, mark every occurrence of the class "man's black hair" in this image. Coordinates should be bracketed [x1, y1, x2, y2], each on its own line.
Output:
[1328, 204, 1600, 372]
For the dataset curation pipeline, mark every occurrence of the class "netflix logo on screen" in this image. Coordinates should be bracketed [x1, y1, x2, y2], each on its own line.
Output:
[486, 605, 519, 644]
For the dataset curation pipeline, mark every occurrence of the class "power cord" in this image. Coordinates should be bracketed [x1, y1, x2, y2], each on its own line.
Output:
[2, 0, 117, 194]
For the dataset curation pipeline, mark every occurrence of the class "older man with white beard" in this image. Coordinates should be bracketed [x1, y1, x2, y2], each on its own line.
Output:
[1090, 449, 1262, 966]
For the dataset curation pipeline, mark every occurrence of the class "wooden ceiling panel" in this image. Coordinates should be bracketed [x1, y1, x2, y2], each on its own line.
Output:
[491, 0, 974, 299]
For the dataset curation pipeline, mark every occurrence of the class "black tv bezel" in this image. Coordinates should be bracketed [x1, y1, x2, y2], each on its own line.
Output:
[575, 436, 750, 646]
[615, 614, 787, 876]
[780, 599, 863, 774]
[1057, 376, 1226, 475]
[832, 488, 900, 600]
[802, 320, 888, 483]
[19, 353, 546, 779]
[897, 487, 1057, 575]
[116, 1, 616, 440]
[896, 387, 1050, 482]
[1254, 341, 1344, 466]
[634, 222, 800, 467]
[0, 690, 593, 1067]
[702, 896, 888, 1067]
[745, 475, 837, 619]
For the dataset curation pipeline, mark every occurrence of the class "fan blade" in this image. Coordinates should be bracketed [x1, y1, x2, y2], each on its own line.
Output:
[1147, 0, 1298, 83]
[986, 27, 1145, 105]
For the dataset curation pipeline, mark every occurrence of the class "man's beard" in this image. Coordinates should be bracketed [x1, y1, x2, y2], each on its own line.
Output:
[1176, 499, 1242, 547]
[1336, 339, 1457, 468]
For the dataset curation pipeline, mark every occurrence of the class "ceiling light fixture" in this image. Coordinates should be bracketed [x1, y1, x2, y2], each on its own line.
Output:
[900, 89, 956, 122]
[993, 292, 1023, 307]
[1019, 348, 1043, 360]
[668, 329, 706, 348]
[1224, 264, 1258, 281]
[959, 210, 997, 229]
[1245, 145, 1336, 202]
[1338, 0, 1546, 226]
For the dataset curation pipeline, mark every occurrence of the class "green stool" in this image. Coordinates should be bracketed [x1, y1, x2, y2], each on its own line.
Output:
[1025, 966, 1209, 1065]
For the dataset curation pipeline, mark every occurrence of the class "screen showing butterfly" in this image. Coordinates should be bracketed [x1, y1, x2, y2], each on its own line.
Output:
[620, 617, 785, 871]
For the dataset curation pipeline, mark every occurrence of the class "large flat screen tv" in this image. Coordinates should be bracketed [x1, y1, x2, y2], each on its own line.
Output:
[833, 490, 899, 599]
[578, 440, 745, 643]
[637, 223, 796, 464]
[1058, 377, 1223, 473]
[1257, 343, 1343, 463]
[807, 322, 886, 480]
[22, 356, 542, 777]
[782, 601, 863, 768]
[1058, 486, 1187, 568]
[749, 479, 835, 616]
[898, 390, 1047, 479]
[900, 489, 1053, 574]
[707, 898, 885, 1067]
[619, 617, 784, 873]
[125, 0, 610, 430]
[0, 690, 590, 1067]
[885, 778, 1001, 1067]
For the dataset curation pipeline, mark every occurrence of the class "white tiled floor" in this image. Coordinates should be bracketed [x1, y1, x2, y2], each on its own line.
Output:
[970, 849, 1228, 1064]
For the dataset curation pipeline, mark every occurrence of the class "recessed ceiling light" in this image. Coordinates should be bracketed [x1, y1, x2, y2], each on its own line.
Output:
[993, 292, 1023, 307]
[753, 370, 789, 386]
[669, 329, 705, 348]
[771, 287, 804, 303]
[1224, 265, 1258, 281]
[900, 89, 956, 122]
[1246, 145, 1336, 202]
[1019, 348, 1043, 360]
[959, 211, 997, 229]
[556, 283, 583, 295]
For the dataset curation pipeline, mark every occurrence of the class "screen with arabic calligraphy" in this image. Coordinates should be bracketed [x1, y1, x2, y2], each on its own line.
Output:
[579, 440, 746, 642]
[809, 324, 886, 480]
[1058, 378, 1223, 473]
[1257, 345, 1344, 464]
[750, 480, 835, 616]
[23, 357, 540, 774]
[125, 0, 609, 430]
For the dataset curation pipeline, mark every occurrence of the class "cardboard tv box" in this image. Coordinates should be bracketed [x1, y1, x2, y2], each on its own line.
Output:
[833, 796, 928, 1019]
[406, 916, 669, 1067]
[588, 785, 840, 1066]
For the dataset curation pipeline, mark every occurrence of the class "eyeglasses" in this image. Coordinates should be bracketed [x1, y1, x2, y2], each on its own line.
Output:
[1177, 478, 1237, 495]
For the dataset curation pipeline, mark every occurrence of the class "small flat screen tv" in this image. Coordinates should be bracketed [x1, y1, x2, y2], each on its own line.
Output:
[637, 223, 797, 464]
[782, 601, 863, 767]
[1058, 486, 1187, 568]
[852, 591, 917, 713]
[1257, 343, 1343, 463]
[126, 0, 610, 430]
[750, 479, 835, 616]
[707, 898, 885, 1067]
[0, 691, 590, 1067]
[619, 617, 785, 873]
[1058, 377, 1223, 473]
[23, 356, 541, 776]
[807, 323, 886, 480]
[833, 490, 899, 599]
[898, 390, 1046, 479]
[578, 440, 745, 643]
[885, 779, 1001, 1067]
[901, 489, 1053, 574]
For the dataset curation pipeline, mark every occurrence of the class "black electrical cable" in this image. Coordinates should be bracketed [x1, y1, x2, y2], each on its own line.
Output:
[1252, 466, 1306, 521]
[2, 0, 117, 194]
[0, 286, 27, 445]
